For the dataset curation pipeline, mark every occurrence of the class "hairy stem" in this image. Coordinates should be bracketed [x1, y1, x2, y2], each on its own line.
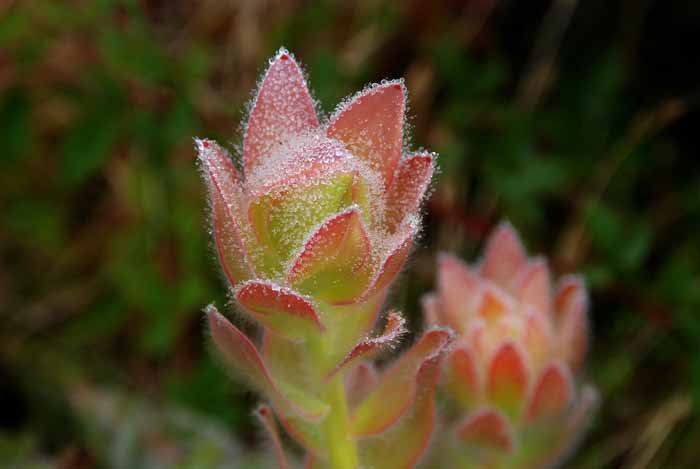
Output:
[323, 374, 359, 469]
[311, 328, 359, 469]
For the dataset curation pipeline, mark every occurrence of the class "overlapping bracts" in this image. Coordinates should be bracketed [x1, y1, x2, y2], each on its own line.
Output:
[425, 222, 597, 468]
[198, 49, 446, 468]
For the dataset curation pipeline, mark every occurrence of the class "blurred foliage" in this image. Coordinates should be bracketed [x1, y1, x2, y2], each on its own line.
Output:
[1, 0, 699, 467]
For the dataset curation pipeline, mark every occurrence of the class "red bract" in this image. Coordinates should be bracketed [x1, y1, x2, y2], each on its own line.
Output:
[425, 222, 598, 468]
[197, 49, 445, 469]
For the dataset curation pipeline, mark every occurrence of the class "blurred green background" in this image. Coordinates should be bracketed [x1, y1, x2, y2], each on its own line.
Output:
[2, 0, 699, 467]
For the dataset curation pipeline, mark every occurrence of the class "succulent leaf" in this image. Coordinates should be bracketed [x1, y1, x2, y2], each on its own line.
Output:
[234, 280, 324, 341]
[197, 139, 254, 284]
[555, 275, 589, 372]
[244, 50, 319, 175]
[326, 311, 407, 379]
[287, 207, 372, 304]
[351, 328, 452, 436]
[456, 408, 515, 453]
[360, 219, 417, 300]
[486, 342, 530, 419]
[327, 82, 405, 191]
[480, 221, 527, 289]
[359, 353, 442, 469]
[248, 171, 356, 274]
[445, 345, 481, 408]
[206, 306, 329, 421]
[526, 362, 574, 422]
[385, 153, 435, 231]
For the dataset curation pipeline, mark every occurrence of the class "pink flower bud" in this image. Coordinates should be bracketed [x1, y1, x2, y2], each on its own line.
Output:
[426, 222, 598, 468]
[198, 49, 445, 468]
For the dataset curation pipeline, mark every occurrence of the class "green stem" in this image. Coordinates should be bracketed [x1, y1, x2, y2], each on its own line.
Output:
[323, 375, 359, 469]
[310, 328, 359, 469]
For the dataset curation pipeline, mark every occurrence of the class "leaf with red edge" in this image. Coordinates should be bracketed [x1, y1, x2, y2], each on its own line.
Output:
[486, 342, 530, 418]
[247, 170, 355, 276]
[235, 280, 324, 342]
[457, 408, 515, 453]
[385, 153, 435, 230]
[438, 253, 482, 331]
[287, 207, 372, 304]
[345, 362, 378, 409]
[326, 311, 407, 379]
[351, 328, 452, 436]
[243, 49, 319, 175]
[255, 405, 290, 469]
[516, 258, 552, 315]
[444, 344, 481, 407]
[480, 221, 528, 290]
[526, 362, 574, 422]
[360, 219, 417, 301]
[554, 275, 589, 373]
[196, 139, 254, 285]
[206, 305, 329, 421]
[359, 353, 442, 469]
[327, 81, 405, 190]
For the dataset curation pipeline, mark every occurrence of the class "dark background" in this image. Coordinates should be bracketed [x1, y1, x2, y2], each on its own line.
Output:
[1, 0, 699, 467]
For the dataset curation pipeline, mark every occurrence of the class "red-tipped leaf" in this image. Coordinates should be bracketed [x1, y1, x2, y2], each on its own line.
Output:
[351, 328, 452, 436]
[480, 221, 527, 289]
[385, 153, 435, 230]
[197, 139, 254, 284]
[243, 49, 319, 175]
[287, 207, 372, 304]
[206, 305, 329, 421]
[326, 311, 407, 379]
[235, 280, 324, 341]
[457, 408, 515, 453]
[327, 81, 405, 190]
[526, 362, 574, 422]
[486, 342, 530, 418]
[360, 219, 416, 300]
[445, 345, 481, 407]
[359, 353, 442, 469]
[554, 275, 589, 373]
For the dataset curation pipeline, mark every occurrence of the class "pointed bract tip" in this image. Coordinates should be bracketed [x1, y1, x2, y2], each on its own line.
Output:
[422, 325, 458, 353]
[274, 46, 291, 59]
[204, 303, 220, 318]
[437, 251, 467, 270]
[255, 404, 271, 417]
[488, 219, 524, 245]
[194, 137, 213, 156]
[268, 47, 304, 71]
